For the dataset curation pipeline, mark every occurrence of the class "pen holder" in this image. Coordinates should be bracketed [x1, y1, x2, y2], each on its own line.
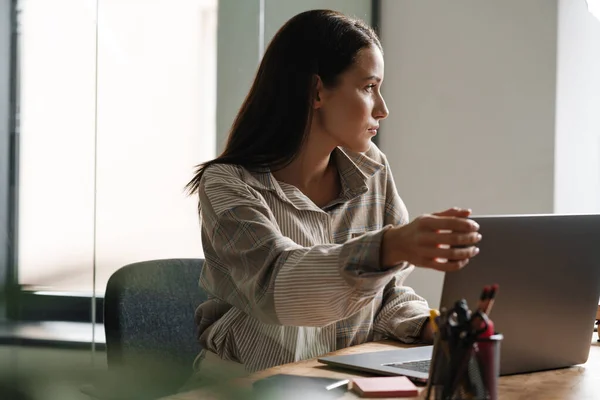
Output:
[425, 333, 503, 400]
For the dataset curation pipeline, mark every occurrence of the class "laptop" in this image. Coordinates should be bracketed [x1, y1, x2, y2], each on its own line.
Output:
[318, 214, 600, 382]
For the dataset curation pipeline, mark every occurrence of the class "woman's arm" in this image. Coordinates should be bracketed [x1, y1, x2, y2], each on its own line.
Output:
[199, 167, 403, 328]
[372, 153, 432, 343]
[372, 272, 432, 343]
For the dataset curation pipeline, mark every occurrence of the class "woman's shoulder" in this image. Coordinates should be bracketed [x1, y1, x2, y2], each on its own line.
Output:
[201, 162, 245, 183]
[200, 162, 267, 198]
[199, 163, 267, 214]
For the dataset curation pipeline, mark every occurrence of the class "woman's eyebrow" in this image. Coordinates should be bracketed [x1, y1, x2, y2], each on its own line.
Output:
[362, 75, 382, 82]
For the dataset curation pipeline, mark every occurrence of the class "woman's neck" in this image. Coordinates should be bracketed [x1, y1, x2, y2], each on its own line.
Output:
[272, 135, 337, 193]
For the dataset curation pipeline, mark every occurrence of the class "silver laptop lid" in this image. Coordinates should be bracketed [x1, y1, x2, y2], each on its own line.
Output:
[440, 214, 600, 375]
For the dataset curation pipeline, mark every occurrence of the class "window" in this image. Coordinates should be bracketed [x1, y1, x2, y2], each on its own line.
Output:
[17, 0, 217, 295]
[588, 0, 600, 21]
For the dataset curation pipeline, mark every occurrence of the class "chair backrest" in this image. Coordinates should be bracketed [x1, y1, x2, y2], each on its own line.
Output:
[103, 258, 207, 372]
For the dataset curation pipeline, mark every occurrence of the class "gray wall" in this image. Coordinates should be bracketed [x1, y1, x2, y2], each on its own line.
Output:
[216, 0, 262, 154]
[380, 0, 560, 307]
[263, 0, 371, 45]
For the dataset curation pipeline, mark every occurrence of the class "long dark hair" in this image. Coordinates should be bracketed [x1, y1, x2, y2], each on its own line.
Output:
[185, 9, 382, 195]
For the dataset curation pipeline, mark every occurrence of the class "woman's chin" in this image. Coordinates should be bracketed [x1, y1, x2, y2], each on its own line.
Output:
[344, 140, 372, 154]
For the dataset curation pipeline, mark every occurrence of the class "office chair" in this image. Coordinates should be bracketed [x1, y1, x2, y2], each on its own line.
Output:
[86, 258, 207, 400]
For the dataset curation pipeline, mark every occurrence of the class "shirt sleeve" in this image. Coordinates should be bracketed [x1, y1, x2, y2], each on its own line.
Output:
[373, 271, 431, 343]
[198, 167, 404, 328]
[373, 154, 431, 343]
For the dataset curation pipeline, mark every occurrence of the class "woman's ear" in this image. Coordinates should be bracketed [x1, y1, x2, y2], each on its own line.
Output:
[312, 75, 324, 109]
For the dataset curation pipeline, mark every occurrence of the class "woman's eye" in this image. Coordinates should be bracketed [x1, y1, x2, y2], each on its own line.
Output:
[365, 84, 376, 92]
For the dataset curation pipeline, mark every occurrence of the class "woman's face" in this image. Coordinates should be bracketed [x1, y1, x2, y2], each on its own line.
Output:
[314, 45, 389, 153]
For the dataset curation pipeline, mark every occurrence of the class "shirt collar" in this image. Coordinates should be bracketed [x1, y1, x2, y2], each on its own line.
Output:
[244, 146, 385, 210]
[334, 146, 384, 200]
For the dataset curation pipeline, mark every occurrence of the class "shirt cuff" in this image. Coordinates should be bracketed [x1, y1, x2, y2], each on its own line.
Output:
[392, 307, 432, 344]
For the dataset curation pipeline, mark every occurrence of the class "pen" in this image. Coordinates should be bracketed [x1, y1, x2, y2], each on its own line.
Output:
[326, 379, 349, 391]
[433, 289, 501, 398]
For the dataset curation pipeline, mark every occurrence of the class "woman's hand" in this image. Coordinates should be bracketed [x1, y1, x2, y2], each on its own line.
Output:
[381, 207, 481, 272]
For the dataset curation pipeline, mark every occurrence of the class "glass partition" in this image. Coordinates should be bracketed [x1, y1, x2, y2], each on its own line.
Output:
[18, 0, 219, 295]
[3, 0, 257, 398]
[18, 0, 98, 293]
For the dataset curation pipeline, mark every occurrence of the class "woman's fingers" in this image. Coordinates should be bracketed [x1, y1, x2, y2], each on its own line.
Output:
[432, 259, 471, 272]
[432, 207, 472, 218]
[418, 231, 482, 247]
[417, 257, 471, 272]
[421, 245, 480, 261]
[418, 215, 479, 233]
[389, 208, 481, 272]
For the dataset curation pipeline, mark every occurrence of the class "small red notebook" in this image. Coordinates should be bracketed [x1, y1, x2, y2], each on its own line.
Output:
[351, 376, 419, 398]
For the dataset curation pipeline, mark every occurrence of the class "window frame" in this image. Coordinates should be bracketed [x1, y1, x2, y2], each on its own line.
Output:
[1, 0, 18, 322]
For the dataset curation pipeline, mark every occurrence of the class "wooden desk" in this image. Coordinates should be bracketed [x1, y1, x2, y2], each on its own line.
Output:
[166, 333, 600, 400]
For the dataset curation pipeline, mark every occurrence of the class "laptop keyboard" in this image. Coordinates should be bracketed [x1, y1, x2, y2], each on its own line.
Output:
[384, 359, 431, 373]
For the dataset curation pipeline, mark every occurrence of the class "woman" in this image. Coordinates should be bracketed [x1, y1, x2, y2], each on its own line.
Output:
[185, 9, 481, 376]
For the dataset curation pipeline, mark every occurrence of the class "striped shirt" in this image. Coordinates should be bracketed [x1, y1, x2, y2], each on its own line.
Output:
[194, 143, 431, 373]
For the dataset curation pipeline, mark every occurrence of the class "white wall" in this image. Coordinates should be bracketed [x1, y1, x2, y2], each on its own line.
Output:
[380, 0, 559, 307]
[554, 0, 600, 213]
